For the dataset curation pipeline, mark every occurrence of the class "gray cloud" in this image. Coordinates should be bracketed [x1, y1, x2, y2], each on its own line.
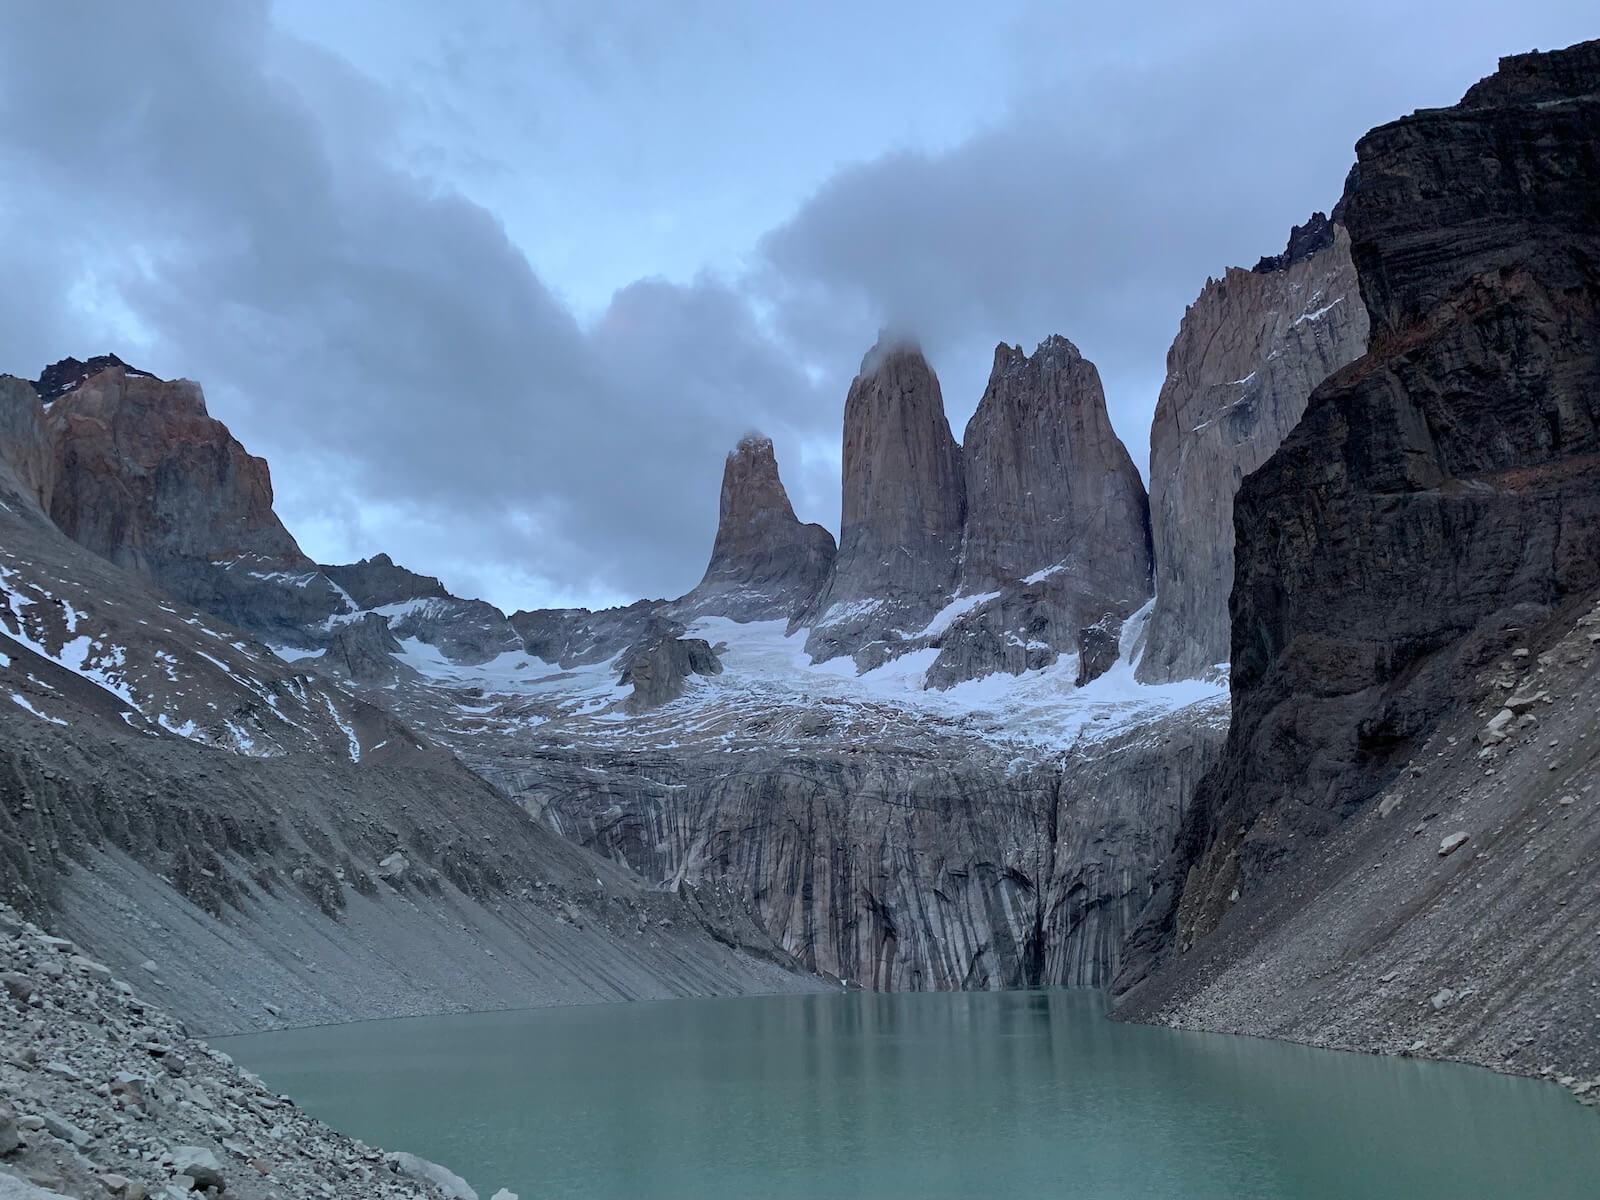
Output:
[0, 1, 1593, 610]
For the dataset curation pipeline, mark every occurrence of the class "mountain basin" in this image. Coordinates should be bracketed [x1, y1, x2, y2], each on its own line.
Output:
[214, 989, 1600, 1199]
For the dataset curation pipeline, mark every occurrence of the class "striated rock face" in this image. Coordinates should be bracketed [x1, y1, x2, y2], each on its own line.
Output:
[678, 434, 835, 622]
[925, 335, 1152, 687]
[801, 338, 966, 665]
[521, 700, 1226, 990]
[961, 335, 1150, 600]
[1137, 217, 1369, 684]
[1120, 40, 1600, 992]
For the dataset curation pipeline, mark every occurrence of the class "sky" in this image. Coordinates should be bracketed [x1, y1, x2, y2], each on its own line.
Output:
[0, 2, 1594, 612]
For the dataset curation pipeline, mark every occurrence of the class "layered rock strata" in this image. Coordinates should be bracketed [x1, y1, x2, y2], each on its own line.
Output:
[800, 339, 966, 666]
[1137, 215, 1369, 683]
[1118, 41, 1600, 1073]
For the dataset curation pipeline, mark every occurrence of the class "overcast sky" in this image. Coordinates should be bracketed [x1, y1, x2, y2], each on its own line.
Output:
[1, 2, 1593, 611]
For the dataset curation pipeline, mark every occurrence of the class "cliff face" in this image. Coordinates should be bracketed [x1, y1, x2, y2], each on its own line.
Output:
[0, 376, 55, 512]
[678, 434, 835, 622]
[511, 699, 1225, 991]
[927, 336, 1152, 688]
[802, 339, 966, 665]
[1137, 216, 1369, 684]
[1118, 41, 1600, 1039]
[961, 335, 1150, 598]
[37, 360, 351, 641]
[44, 362, 309, 577]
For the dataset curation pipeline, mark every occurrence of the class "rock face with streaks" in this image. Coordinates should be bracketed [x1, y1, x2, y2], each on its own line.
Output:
[1137, 214, 1369, 683]
[927, 336, 1153, 688]
[960, 335, 1151, 599]
[678, 434, 835, 622]
[0, 376, 55, 511]
[519, 697, 1226, 990]
[801, 338, 966, 666]
[1119, 39, 1600, 1004]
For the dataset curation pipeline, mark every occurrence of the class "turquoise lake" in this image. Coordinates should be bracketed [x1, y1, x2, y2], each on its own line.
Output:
[216, 989, 1600, 1199]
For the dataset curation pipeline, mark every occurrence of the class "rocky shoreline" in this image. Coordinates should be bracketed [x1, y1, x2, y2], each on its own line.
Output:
[0, 904, 510, 1200]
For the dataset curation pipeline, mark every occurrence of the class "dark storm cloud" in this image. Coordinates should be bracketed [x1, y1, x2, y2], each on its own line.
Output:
[0, 1, 1593, 609]
[0, 2, 822, 606]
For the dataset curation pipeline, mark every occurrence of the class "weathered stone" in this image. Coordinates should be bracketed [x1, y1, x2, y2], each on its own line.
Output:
[1138, 217, 1368, 684]
[167, 1148, 223, 1192]
[1438, 832, 1470, 857]
[0, 1098, 18, 1156]
[677, 434, 835, 622]
[801, 337, 966, 665]
[385, 1152, 477, 1200]
[1121, 38, 1600, 990]
[41, 360, 346, 641]
[961, 335, 1151, 601]
[509, 599, 669, 669]
[616, 626, 722, 712]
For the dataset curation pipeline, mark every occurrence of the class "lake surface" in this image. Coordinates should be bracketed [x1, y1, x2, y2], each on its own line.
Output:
[216, 990, 1600, 1199]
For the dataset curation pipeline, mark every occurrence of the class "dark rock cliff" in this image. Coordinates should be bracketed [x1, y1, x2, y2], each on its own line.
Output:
[1120, 39, 1600, 996]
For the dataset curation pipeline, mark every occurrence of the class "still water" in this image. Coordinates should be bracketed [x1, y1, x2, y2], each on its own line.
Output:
[216, 990, 1599, 1199]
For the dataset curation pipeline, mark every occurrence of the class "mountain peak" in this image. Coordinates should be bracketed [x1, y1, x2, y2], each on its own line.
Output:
[33, 353, 158, 401]
[676, 433, 835, 622]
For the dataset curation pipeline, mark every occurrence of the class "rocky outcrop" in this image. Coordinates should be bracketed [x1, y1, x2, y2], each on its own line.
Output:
[1137, 217, 1369, 684]
[327, 611, 409, 684]
[37, 360, 348, 642]
[1119, 40, 1600, 1004]
[923, 336, 1152, 688]
[960, 335, 1150, 600]
[616, 624, 722, 712]
[510, 599, 669, 669]
[322, 553, 449, 610]
[801, 338, 966, 666]
[677, 435, 835, 622]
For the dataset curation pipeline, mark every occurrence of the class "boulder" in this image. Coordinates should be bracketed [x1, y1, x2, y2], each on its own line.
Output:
[385, 1151, 478, 1200]
[168, 1147, 224, 1192]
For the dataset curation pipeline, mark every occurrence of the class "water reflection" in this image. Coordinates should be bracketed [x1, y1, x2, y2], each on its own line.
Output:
[217, 990, 1600, 1200]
